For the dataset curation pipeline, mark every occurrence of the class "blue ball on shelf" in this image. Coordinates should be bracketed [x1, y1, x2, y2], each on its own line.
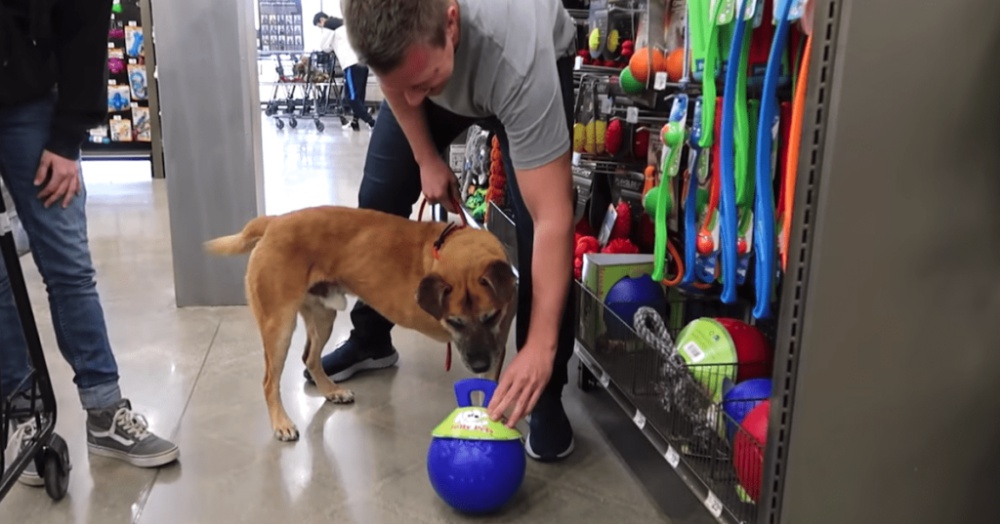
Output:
[603, 274, 667, 339]
[722, 378, 772, 441]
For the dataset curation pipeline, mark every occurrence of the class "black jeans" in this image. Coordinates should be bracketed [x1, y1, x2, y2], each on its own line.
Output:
[343, 64, 375, 125]
[352, 55, 577, 396]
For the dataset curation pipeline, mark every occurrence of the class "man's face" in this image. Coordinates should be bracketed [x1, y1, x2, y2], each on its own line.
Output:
[375, 5, 459, 107]
[315, 16, 326, 28]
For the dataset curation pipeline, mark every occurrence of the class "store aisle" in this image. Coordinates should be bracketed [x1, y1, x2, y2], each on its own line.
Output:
[0, 122, 671, 523]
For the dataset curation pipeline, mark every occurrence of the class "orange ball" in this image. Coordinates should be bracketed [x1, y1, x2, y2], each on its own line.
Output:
[628, 47, 668, 83]
[666, 48, 685, 81]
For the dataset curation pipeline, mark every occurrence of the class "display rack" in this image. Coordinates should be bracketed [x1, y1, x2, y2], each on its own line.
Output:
[82, 0, 156, 161]
[460, 1, 806, 522]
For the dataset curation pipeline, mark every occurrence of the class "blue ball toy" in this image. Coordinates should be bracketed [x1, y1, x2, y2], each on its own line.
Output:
[427, 378, 526, 515]
[722, 378, 772, 441]
[603, 274, 667, 339]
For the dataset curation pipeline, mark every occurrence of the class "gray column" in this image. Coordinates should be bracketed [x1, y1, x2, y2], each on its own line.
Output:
[149, 0, 265, 307]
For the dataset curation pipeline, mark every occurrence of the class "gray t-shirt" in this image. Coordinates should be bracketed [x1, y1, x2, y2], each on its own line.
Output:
[429, 0, 577, 171]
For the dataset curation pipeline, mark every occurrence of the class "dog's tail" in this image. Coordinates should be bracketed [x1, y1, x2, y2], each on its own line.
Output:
[204, 216, 276, 256]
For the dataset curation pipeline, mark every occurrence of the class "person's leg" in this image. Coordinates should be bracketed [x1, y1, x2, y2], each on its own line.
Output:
[496, 54, 578, 461]
[349, 65, 376, 127]
[0, 93, 178, 471]
[312, 99, 476, 382]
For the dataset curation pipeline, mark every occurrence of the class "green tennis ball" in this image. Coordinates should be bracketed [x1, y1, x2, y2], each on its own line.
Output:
[619, 67, 644, 94]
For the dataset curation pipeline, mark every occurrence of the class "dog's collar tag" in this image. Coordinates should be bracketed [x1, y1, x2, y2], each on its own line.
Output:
[431, 407, 522, 441]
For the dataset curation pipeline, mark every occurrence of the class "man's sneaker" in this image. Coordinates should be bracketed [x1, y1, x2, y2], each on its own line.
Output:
[524, 393, 575, 462]
[343, 119, 360, 131]
[304, 336, 399, 384]
[86, 399, 179, 468]
[6, 418, 44, 487]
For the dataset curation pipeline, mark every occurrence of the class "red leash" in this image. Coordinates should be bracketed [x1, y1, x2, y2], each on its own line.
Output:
[416, 194, 468, 371]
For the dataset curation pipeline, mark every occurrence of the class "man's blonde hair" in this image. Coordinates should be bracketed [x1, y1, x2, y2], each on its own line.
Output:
[342, 0, 451, 73]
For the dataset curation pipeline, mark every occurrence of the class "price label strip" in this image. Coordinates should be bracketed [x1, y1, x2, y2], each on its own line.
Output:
[664, 446, 681, 468]
[704, 491, 724, 519]
[632, 410, 647, 430]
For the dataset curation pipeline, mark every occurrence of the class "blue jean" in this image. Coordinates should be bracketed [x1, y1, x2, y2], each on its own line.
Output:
[0, 92, 122, 411]
[349, 55, 577, 396]
[343, 64, 375, 126]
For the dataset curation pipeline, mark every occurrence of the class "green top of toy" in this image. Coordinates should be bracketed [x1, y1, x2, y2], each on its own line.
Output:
[431, 378, 523, 441]
[431, 406, 522, 441]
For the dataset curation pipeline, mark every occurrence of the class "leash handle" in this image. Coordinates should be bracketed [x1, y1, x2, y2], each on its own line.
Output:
[417, 194, 469, 227]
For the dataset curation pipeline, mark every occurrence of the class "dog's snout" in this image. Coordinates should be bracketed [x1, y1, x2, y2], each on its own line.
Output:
[469, 359, 491, 374]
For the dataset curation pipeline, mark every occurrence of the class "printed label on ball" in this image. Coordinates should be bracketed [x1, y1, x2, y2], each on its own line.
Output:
[681, 341, 706, 363]
[665, 446, 680, 468]
[431, 407, 522, 441]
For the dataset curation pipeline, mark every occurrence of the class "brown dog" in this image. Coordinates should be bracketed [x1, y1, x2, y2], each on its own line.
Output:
[204, 205, 517, 441]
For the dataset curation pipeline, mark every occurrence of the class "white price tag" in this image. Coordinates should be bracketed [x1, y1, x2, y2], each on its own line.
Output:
[632, 410, 646, 430]
[572, 151, 582, 166]
[574, 56, 584, 70]
[654, 72, 668, 91]
[626, 106, 639, 124]
[665, 446, 680, 468]
[128, 21, 138, 27]
[704, 491, 724, 518]
[600, 95, 612, 115]
[599, 371, 611, 388]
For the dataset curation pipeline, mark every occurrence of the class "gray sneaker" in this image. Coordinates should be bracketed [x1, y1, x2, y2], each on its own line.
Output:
[86, 399, 179, 468]
[6, 418, 44, 487]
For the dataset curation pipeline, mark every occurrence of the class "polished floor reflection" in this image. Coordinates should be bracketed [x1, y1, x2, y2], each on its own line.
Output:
[0, 117, 684, 523]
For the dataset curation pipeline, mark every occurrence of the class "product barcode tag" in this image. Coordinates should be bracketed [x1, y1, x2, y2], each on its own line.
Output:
[705, 492, 724, 518]
[654, 72, 668, 91]
[665, 446, 680, 468]
[600, 95, 613, 115]
[681, 341, 706, 363]
[632, 410, 646, 430]
[128, 21, 138, 27]
[626, 106, 639, 124]
[574, 56, 584, 70]
[599, 372, 611, 388]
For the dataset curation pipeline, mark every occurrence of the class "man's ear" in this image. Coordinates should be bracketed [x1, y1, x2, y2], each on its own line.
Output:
[479, 259, 516, 303]
[416, 273, 452, 320]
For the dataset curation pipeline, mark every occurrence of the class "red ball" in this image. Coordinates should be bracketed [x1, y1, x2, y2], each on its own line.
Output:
[633, 128, 650, 160]
[733, 400, 770, 502]
[714, 318, 774, 382]
[575, 235, 599, 258]
[737, 237, 748, 255]
[610, 201, 632, 240]
[697, 233, 714, 255]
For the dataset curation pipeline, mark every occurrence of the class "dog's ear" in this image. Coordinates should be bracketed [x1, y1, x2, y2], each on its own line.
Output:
[416, 273, 452, 320]
[479, 259, 516, 303]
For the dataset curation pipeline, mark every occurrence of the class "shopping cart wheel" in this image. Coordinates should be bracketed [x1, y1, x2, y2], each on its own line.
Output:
[316, 121, 325, 132]
[289, 117, 298, 129]
[276, 119, 285, 130]
[39, 433, 71, 501]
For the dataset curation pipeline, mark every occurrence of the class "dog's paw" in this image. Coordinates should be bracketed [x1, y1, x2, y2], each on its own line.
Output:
[325, 388, 355, 404]
[273, 424, 300, 442]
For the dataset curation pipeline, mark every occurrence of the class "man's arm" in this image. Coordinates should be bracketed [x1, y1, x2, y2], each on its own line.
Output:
[515, 152, 575, 354]
[48, 0, 115, 160]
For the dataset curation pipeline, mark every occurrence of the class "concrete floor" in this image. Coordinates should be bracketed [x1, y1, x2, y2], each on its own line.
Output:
[0, 116, 703, 523]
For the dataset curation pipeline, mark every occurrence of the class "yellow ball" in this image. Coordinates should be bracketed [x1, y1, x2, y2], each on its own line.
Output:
[595, 119, 608, 154]
[585, 120, 596, 153]
[588, 28, 601, 52]
[573, 123, 586, 153]
[607, 29, 620, 53]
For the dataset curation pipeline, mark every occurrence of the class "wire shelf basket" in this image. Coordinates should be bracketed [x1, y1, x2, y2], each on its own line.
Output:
[574, 281, 768, 524]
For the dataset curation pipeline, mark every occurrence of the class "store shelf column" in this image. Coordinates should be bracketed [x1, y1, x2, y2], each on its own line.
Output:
[149, 0, 266, 307]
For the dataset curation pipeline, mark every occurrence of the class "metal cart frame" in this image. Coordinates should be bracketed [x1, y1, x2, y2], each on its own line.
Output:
[0, 184, 72, 502]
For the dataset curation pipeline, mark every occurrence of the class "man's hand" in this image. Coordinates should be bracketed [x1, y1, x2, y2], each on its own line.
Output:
[35, 150, 81, 209]
[420, 156, 461, 213]
[487, 344, 555, 428]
